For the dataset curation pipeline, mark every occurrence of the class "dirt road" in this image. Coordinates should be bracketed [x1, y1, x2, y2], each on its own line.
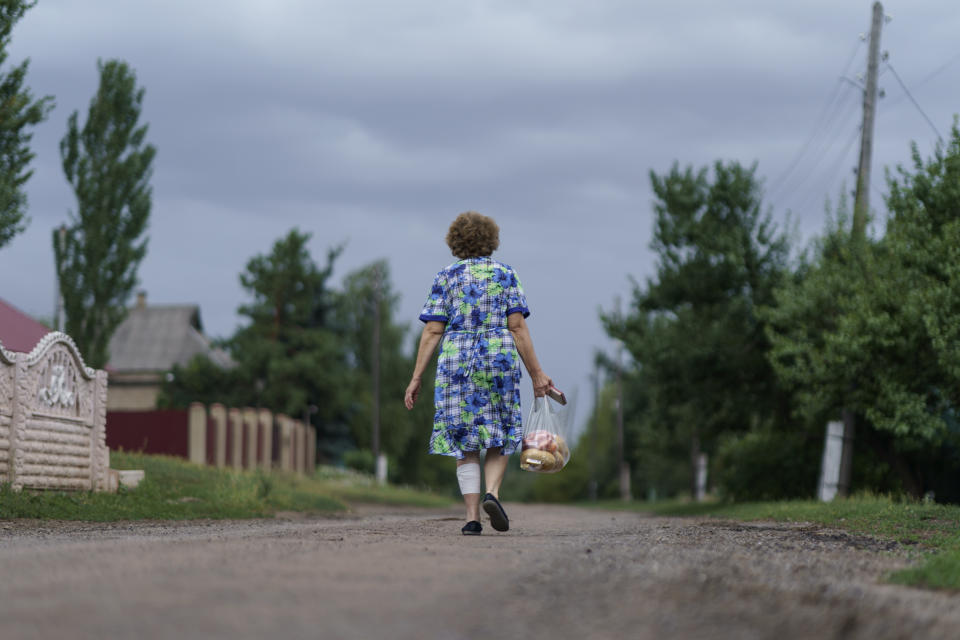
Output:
[0, 504, 956, 639]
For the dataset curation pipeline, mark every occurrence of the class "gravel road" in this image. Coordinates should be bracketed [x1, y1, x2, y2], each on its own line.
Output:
[1, 504, 956, 640]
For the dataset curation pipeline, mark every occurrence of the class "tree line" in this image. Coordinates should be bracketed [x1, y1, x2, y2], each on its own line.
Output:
[156, 229, 458, 492]
[1, 1, 155, 371]
[543, 123, 960, 505]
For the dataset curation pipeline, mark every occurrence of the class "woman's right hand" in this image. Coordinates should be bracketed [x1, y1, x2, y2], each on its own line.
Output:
[404, 377, 422, 410]
[531, 370, 553, 397]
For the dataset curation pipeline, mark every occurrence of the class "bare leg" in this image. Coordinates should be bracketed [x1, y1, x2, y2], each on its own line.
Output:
[483, 447, 510, 499]
[457, 451, 482, 522]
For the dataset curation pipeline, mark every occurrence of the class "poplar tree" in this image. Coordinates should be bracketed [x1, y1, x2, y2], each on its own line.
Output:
[0, 0, 54, 249]
[55, 59, 155, 368]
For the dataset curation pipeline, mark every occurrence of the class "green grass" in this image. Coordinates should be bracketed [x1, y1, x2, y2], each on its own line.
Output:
[593, 495, 960, 591]
[312, 467, 455, 508]
[0, 452, 452, 521]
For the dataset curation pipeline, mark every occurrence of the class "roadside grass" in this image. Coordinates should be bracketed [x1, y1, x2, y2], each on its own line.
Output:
[593, 495, 960, 591]
[312, 466, 454, 508]
[0, 452, 452, 521]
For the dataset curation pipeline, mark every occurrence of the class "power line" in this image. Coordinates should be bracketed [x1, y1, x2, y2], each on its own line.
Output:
[766, 37, 865, 200]
[884, 62, 943, 142]
[771, 89, 861, 207]
[786, 124, 862, 220]
[881, 50, 960, 112]
[909, 50, 960, 92]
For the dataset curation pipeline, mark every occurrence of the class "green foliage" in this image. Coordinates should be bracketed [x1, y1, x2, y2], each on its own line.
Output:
[764, 123, 960, 497]
[156, 353, 244, 409]
[336, 261, 409, 452]
[0, 0, 54, 249]
[229, 229, 354, 458]
[155, 232, 452, 487]
[342, 448, 375, 474]
[158, 229, 352, 459]
[714, 427, 820, 501]
[761, 201, 859, 427]
[891, 551, 960, 591]
[334, 260, 446, 487]
[601, 160, 793, 499]
[55, 59, 155, 368]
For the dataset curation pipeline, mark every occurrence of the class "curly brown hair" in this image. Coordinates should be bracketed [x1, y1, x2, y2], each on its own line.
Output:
[445, 211, 500, 259]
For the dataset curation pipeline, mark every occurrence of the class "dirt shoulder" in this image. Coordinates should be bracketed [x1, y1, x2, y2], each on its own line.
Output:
[0, 504, 955, 640]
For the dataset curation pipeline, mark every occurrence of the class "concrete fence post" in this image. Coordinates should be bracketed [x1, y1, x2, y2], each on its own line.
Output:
[296, 420, 306, 474]
[229, 408, 243, 470]
[209, 404, 227, 468]
[1, 342, 19, 486]
[188, 403, 207, 465]
[243, 408, 257, 470]
[258, 409, 272, 470]
[278, 414, 292, 472]
[307, 425, 316, 474]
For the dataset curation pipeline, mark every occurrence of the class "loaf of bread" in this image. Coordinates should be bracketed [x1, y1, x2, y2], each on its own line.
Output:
[521, 430, 570, 473]
[520, 448, 557, 472]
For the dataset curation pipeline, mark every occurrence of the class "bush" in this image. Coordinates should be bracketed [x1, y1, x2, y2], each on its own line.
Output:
[714, 427, 820, 501]
[342, 449, 375, 475]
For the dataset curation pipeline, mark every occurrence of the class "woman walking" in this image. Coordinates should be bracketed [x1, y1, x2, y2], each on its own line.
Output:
[404, 212, 552, 535]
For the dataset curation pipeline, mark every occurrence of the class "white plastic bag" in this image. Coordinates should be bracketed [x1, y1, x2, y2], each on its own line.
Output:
[519, 396, 571, 473]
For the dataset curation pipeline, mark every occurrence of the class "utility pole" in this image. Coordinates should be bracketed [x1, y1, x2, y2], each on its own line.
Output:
[589, 359, 599, 502]
[614, 297, 631, 502]
[852, 1, 884, 239]
[838, 1, 884, 497]
[371, 264, 384, 483]
[616, 347, 630, 501]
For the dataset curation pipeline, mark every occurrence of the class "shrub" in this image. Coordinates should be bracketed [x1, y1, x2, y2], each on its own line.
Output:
[714, 427, 820, 501]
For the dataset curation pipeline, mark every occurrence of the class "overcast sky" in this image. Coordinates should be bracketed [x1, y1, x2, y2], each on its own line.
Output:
[1, 0, 957, 435]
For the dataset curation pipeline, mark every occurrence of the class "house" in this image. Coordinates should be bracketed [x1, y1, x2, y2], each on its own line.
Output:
[106, 292, 233, 410]
[0, 297, 51, 353]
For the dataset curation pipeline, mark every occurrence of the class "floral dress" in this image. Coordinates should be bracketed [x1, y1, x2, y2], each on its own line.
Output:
[419, 256, 530, 459]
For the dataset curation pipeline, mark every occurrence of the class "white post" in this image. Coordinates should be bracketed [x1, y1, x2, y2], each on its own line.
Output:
[376, 453, 388, 485]
[695, 453, 708, 502]
[818, 421, 845, 501]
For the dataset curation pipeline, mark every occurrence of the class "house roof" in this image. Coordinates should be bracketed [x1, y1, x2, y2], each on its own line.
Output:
[107, 303, 234, 373]
[0, 297, 51, 353]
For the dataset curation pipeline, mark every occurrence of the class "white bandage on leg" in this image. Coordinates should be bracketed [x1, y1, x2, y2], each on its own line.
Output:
[456, 462, 481, 496]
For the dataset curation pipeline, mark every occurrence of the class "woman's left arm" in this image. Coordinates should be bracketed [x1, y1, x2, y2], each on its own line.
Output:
[404, 321, 445, 410]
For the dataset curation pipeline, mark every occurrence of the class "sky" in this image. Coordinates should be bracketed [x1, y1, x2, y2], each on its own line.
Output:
[1, 0, 958, 437]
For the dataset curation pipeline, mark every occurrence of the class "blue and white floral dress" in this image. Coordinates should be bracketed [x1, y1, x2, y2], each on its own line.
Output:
[419, 257, 530, 459]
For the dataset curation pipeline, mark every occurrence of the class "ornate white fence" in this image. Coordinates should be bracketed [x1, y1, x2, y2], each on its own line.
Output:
[0, 333, 112, 492]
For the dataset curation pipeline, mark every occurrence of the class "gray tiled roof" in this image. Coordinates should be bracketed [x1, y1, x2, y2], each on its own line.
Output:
[107, 304, 234, 372]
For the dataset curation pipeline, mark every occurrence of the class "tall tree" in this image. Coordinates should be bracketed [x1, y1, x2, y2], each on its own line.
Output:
[335, 260, 448, 485]
[55, 59, 155, 368]
[230, 229, 351, 460]
[605, 161, 792, 495]
[0, 0, 53, 249]
[765, 123, 960, 498]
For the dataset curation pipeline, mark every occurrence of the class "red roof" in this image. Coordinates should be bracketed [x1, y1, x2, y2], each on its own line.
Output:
[0, 297, 51, 353]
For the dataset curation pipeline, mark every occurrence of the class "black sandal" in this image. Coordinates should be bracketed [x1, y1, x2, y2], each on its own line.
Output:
[461, 520, 482, 535]
[482, 493, 509, 532]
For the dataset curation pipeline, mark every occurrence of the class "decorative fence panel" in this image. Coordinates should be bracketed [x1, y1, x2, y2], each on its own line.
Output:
[0, 333, 112, 492]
